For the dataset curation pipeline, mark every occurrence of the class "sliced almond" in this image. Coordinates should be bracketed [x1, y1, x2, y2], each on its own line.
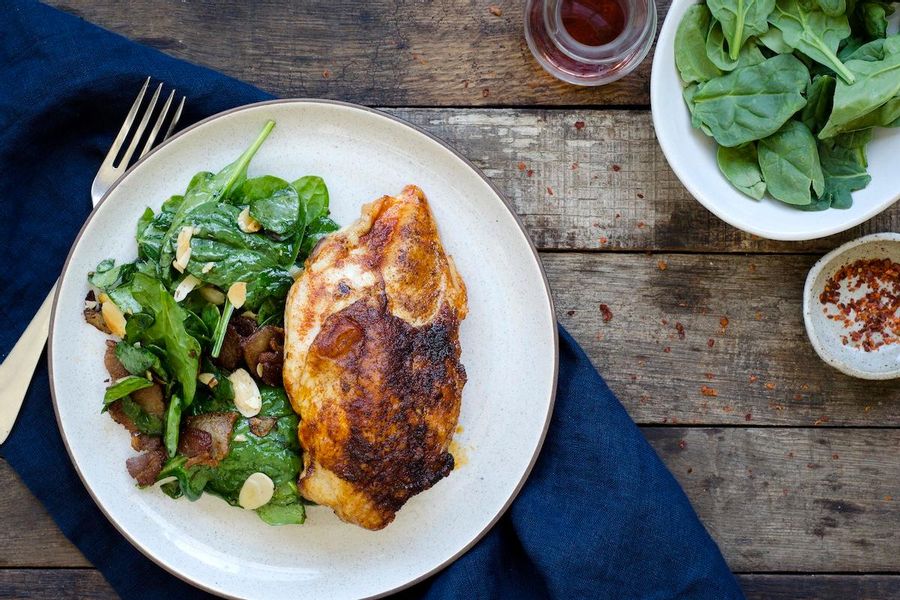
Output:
[198, 372, 218, 388]
[228, 281, 247, 309]
[173, 274, 201, 302]
[201, 262, 215, 274]
[228, 367, 261, 417]
[237, 207, 262, 233]
[233, 434, 248, 443]
[199, 286, 226, 305]
[173, 226, 194, 272]
[101, 298, 127, 338]
[238, 472, 274, 510]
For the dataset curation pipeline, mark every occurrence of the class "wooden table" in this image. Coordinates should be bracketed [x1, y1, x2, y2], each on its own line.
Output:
[4, 1, 899, 598]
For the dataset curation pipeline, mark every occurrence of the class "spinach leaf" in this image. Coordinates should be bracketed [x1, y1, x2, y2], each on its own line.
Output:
[243, 176, 302, 235]
[691, 54, 810, 147]
[115, 341, 166, 379]
[706, 22, 766, 71]
[211, 300, 234, 359]
[159, 121, 275, 281]
[137, 195, 183, 262]
[819, 41, 900, 138]
[856, 1, 889, 39]
[130, 273, 200, 407]
[165, 394, 183, 458]
[758, 27, 794, 54]
[298, 216, 340, 259]
[768, 0, 855, 84]
[717, 143, 767, 199]
[89, 259, 135, 291]
[816, 130, 873, 207]
[683, 83, 714, 135]
[120, 397, 164, 436]
[158, 456, 212, 501]
[758, 120, 825, 205]
[103, 375, 153, 405]
[292, 176, 329, 225]
[675, 4, 723, 82]
[801, 75, 836, 134]
[708, 0, 775, 60]
[816, 0, 846, 16]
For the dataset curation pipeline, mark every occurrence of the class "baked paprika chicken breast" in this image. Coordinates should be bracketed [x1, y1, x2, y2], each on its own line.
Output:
[283, 185, 467, 530]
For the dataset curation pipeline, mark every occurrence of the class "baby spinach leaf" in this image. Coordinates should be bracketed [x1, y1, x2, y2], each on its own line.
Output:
[165, 394, 183, 458]
[676, 4, 723, 82]
[758, 120, 825, 205]
[130, 273, 200, 407]
[158, 456, 212, 501]
[816, 0, 846, 16]
[717, 143, 767, 199]
[801, 74, 836, 134]
[708, 0, 775, 60]
[89, 259, 135, 291]
[683, 83, 714, 135]
[292, 176, 329, 225]
[120, 397, 164, 436]
[816, 129, 873, 207]
[243, 176, 302, 235]
[856, 1, 889, 39]
[768, 0, 855, 84]
[706, 22, 766, 71]
[137, 195, 183, 262]
[159, 121, 275, 281]
[298, 216, 340, 258]
[691, 54, 810, 147]
[115, 341, 165, 378]
[758, 27, 794, 53]
[819, 43, 900, 138]
[103, 375, 154, 405]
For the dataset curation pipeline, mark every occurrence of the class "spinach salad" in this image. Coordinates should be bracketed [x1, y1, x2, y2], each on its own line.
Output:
[675, 0, 899, 209]
[84, 121, 339, 525]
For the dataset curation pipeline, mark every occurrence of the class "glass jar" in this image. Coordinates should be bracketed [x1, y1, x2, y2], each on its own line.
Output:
[524, 0, 658, 86]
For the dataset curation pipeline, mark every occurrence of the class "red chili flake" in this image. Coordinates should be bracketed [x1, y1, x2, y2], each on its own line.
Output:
[720, 316, 729, 329]
[571, 162, 578, 170]
[657, 260, 668, 271]
[574, 120, 586, 130]
[675, 322, 685, 339]
[765, 382, 776, 390]
[700, 385, 718, 397]
[599, 304, 613, 323]
[819, 258, 900, 352]
[546, 186, 554, 196]
[663, 346, 671, 353]
[814, 415, 830, 426]
[611, 164, 621, 172]
[661, 319, 668, 325]
[832, 453, 839, 460]
[707, 338, 715, 348]
[793, 393, 802, 401]
[489, 5, 502, 16]
[615, 213, 621, 219]
[482, 88, 490, 97]
[749, 375, 758, 383]
[705, 372, 714, 380]
[599, 236, 609, 245]
[526, 169, 534, 177]
[886, 495, 894, 501]
[678, 439, 687, 449]
[722, 405, 733, 413]
[744, 413, 752, 421]
[637, 221, 645, 229]
[322, 69, 331, 79]
[637, 193, 645, 199]
[517, 161, 526, 171]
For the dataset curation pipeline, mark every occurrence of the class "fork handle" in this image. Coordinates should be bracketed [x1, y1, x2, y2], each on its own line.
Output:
[0, 282, 56, 444]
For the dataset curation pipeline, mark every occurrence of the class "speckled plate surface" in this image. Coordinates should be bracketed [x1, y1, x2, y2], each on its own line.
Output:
[49, 100, 558, 599]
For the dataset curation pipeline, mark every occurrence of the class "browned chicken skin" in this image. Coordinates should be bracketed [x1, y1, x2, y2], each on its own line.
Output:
[283, 185, 467, 530]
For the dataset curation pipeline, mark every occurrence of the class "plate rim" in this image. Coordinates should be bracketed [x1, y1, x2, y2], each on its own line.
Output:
[47, 98, 559, 599]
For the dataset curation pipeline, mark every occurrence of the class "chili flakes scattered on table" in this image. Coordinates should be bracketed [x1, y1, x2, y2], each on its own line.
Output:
[819, 258, 900, 352]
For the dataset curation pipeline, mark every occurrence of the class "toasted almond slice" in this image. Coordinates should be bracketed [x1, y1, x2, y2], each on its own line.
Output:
[238, 472, 274, 509]
[173, 274, 201, 302]
[201, 262, 215, 274]
[198, 372, 218, 388]
[228, 367, 261, 417]
[173, 226, 194, 272]
[228, 281, 247, 309]
[199, 286, 226, 305]
[233, 434, 248, 443]
[237, 207, 262, 233]
[101, 298, 127, 338]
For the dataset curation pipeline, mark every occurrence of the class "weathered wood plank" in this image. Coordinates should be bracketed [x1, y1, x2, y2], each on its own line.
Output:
[738, 575, 900, 599]
[46, 0, 664, 107]
[4, 428, 900, 572]
[0, 569, 115, 599]
[548, 252, 900, 426]
[387, 109, 900, 253]
[647, 428, 900, 573]
[0, 462, 89, 568]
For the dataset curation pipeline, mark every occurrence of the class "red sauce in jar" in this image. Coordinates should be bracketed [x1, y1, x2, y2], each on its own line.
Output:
[560, 0, 627, 46]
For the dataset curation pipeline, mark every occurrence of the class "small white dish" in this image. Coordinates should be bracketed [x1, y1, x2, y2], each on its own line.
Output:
[650, 0, 900, 241]
[49, 100, 558, 599]
[803, 232, 900, 380]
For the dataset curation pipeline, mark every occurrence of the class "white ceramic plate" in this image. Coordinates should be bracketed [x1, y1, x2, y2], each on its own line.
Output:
[651, 0, 900, 241]
[49, 100, 558, 599]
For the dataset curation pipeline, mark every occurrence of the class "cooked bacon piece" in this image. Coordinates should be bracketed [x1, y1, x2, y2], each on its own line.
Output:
[126, 446, 166, 487]
[108, 401, 138, 433]
[243, 326, 285, 385]
[249, 416, 276, 437]
[104, 340, 129, 380]
[131, 384, 165, 418]
[214, 316, 258, 370]
[130, 433, 163, 452]
[179, 412, 238, 467]
[178, 427, 213, 458]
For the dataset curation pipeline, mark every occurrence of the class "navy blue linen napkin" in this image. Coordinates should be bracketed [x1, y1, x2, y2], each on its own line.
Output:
[0, 1, 743, 598]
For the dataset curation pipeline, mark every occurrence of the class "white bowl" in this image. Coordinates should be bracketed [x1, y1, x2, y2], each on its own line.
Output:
[650, 0, 900, 241]
[803, 233, 900, 379]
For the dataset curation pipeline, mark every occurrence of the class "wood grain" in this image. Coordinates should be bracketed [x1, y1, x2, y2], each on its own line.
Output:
[548, 252, 900, 425]
[46, 0, 664, 107]
[3, 427, 899, 574]
[385, 108, 900, 253]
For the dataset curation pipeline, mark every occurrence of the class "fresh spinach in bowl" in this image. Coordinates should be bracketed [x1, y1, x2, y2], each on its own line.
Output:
[673, 0, 899, 210]
[83, 120, 338, 525]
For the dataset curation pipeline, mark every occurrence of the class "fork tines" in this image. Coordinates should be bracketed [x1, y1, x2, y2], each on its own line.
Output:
[110, 77, 185, 169]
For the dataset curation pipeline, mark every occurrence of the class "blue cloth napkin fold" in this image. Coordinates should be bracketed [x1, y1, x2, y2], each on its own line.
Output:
[0, 1, 743, 598]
